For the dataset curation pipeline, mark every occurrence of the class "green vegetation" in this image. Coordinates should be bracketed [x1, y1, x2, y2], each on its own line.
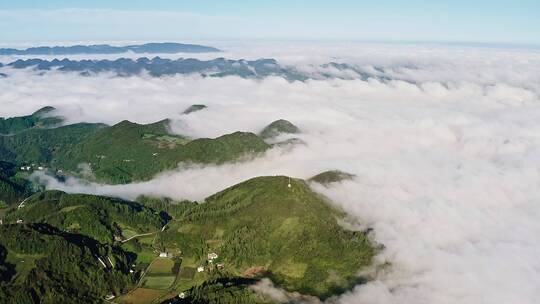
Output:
[0, 175, 377, 303]
[309, 170, 356, 185]
[148, 258, 175, 274]
[0, 106, 63, 135]
[171, 276, 277, 304]
[0, 223, 135, 303]
[161, 176, 376, 299]
[53, 120, 270, 184]
[0, 161, 30, 206]
[0, 122, 106, 165]
[0, 106, 378, 303]
[121, 288, 167, 304]
[183, 104, 207, 115]
[259, 119, 300, 139]
[0, 108, 274, 184]
[143, 276, 176, 289]
[5, 191, 165, 244]
[136, 196, 197, 219]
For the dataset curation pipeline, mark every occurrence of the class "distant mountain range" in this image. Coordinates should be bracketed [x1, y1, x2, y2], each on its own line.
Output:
[2, 57, 392, 81]
[0, 42, 221, 55]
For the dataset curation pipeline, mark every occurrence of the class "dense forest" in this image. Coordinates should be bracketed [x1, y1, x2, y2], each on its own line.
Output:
[0, 109, 280, 184]
[161, 176, 377, 299]
[0, 107, 63, 135]
[0, 161, 30, 207]
[0, 224, 135, 303]
[6, 191, 165, 243]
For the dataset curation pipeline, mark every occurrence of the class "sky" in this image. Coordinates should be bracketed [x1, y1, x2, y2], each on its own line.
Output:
[0, 0, 539, 45]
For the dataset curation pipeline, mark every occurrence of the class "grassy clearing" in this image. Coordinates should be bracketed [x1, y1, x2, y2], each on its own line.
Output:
[138, 235, 155, 245]
[135, 250, 155, 264]
[148, 258, 174, 274]
[275, 260, 308, 279]
[142, 276, 176, 289]
[121, 241, 155, 264]
[119, 288, 165, 304]
[122, 229, 139, 239]
[178, 266, 196, 280]
[7, 252, 44, 284]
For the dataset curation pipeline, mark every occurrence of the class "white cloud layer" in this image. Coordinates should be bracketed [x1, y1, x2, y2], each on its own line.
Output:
[2, 43, 540, 303]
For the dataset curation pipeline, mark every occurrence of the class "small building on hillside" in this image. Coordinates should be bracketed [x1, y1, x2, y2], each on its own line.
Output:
[197, 266, 204, 272]
[159, 252, 168, 258]
[207, 252, 218, 260]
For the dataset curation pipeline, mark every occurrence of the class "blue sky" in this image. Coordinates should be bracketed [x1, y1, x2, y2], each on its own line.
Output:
[0, 0, 538, 45]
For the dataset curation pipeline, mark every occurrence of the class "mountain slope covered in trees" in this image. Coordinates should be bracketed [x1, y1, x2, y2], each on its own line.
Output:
[5, 191, 165, 244]
[0, 106, 63, 135]
[160, 175, 376, 299]
[0, 110, 272, 184]
[0, 223, 135, 303]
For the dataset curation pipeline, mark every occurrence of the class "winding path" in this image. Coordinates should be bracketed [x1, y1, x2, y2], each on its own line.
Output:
[121, 231, 157, 243]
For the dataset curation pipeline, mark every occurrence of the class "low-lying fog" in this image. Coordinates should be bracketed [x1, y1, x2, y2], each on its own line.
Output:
[1, 43, 539, 304]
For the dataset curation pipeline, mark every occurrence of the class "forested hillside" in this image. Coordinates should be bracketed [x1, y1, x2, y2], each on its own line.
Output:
[0, 223, 135, 303]
[5, 191, 165, 244]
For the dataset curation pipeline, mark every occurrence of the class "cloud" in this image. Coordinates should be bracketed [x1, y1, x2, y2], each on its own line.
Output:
[2, 43, 540, 303]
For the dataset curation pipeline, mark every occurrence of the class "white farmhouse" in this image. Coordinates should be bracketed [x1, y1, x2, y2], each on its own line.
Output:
[159, 252, 168, 258]
[197, 266, 204, 272]
[207, 252, 218, 260]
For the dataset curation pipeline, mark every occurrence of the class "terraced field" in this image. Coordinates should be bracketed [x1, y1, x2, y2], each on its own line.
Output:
[142, 258, 176, 290]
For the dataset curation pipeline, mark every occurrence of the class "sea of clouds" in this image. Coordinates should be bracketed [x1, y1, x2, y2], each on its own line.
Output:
[1, 43, 539, 304]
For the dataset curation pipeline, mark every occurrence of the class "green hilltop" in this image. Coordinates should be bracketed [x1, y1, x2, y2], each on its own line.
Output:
[0, 106, 64, 135]
[160, 175, 376, 299]
[0, 109, 273, 184]
[5, 191, 165, 244]
[309, 170, 356, 186]
[259, 119, 300, 139]
[0, 122, 106, 165]
[58, 119, 270, 183]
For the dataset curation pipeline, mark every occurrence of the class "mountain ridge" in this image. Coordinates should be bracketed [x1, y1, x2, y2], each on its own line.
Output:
[0, 42, 221, 55]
